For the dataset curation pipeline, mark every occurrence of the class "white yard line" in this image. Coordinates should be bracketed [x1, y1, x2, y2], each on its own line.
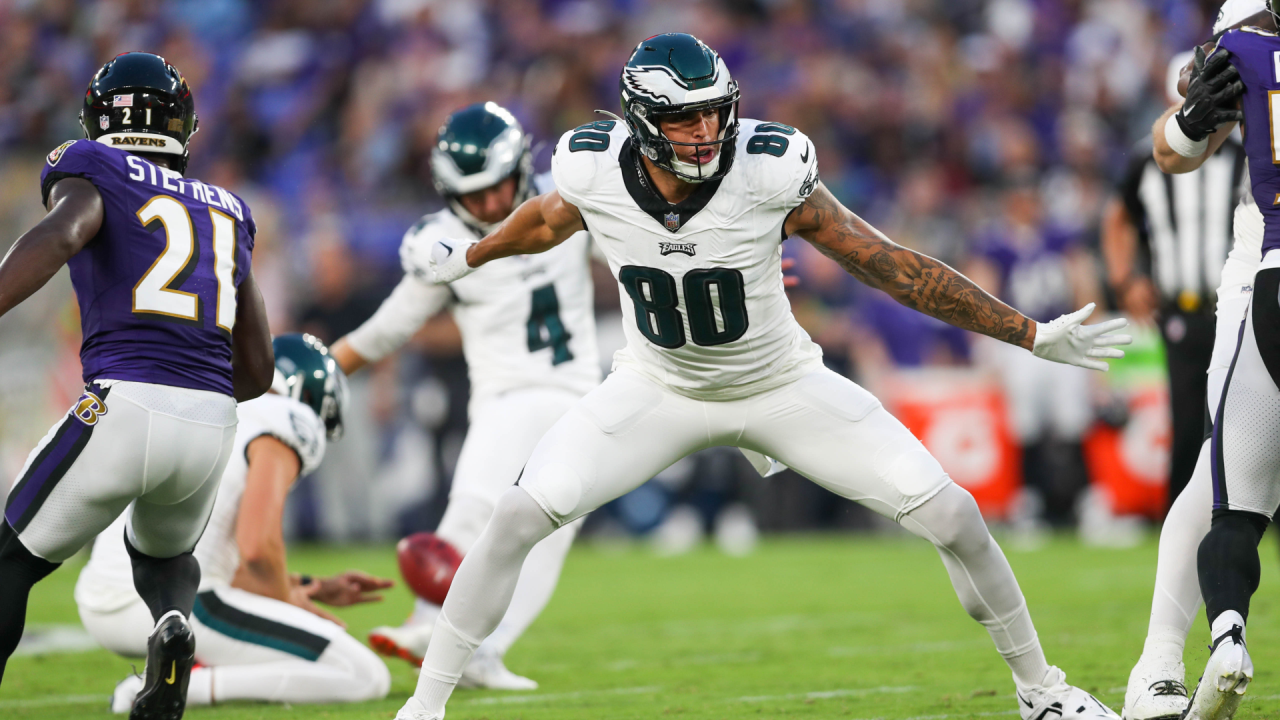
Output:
[735, 685, 916, 703]
[0, 694, 105, 709]
[462, 685, 662, 705]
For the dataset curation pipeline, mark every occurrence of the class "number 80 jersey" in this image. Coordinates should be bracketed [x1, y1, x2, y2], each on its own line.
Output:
[552, 118, 823, 400]
[40, 139, 255, 397]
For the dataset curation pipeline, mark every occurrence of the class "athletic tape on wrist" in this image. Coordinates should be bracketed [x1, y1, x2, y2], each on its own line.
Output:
[1166, 113, 1208, 158]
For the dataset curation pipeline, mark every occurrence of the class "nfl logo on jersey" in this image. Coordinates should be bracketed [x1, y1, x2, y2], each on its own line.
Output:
[664, 212, 680, 232]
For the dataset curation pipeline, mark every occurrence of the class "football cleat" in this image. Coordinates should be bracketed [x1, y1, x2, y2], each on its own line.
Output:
[369, 623, 433, 667]
[460, 648, 538, 691]
[395, 695, 443, 720]
[1185, 624, 1252, 720]
[1016, 666, 1121, 720]
[129, 610, 196, 720]
[1121, 650, 1187, 717]
[110, 674, 144, 714]
[1122, 653, 1188, 720]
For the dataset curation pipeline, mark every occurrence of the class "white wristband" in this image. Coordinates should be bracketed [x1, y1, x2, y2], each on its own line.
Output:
[1165, 113, 1208, 159]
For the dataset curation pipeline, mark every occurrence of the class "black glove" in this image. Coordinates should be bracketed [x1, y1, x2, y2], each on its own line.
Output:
[1177, 46, 1245, 141]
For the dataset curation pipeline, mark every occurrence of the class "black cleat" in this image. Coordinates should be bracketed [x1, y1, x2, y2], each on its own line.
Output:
[130, 611, 195, 720]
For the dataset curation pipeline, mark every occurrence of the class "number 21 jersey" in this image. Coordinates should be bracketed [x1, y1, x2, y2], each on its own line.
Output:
[40, 139, 255, 396]
[552, 118, 822, 400]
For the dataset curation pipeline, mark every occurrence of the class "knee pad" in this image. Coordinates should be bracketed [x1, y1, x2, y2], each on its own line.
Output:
[903, 484, 990, 554]
[490, 487, 557, 549]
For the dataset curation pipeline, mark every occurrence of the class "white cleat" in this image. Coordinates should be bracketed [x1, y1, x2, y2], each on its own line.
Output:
[1185, 624, 1252, 720]
[395, 695, 443, 720]
[369, 623, 433, 667]
[110, 674, 144, 714]
[1017, 666, 1121, 720]
[1122, 654, 1188, 720]
[460, 649, 539, 690]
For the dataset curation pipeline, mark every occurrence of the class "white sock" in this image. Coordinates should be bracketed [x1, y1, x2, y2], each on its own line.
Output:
[413, 488, 555, 714]
[482, 519, 580, 657]
[186, 668, 212, 706]
[901, 484, 1050, 688]
[1211, 610, 1246, 642]
[1145, 441, 1211, 657]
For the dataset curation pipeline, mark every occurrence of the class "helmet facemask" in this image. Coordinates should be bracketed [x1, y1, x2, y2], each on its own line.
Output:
[627, 85, 740, 183]
[431, 102, 534, 234]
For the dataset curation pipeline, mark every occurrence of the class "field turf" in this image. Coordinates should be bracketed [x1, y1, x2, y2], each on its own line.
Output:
[6, 533, 1280, 719]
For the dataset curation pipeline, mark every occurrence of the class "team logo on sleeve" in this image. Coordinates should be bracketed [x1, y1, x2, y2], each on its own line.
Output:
[46, 140, 75, 166]
[798, 165, 818, 199]
[664, 212, 681, 232]
[659, 241, 697, 257]
[72, 391, 108, 426]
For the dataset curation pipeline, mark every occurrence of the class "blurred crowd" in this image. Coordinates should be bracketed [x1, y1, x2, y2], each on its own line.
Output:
[0, 0, 1224, 544]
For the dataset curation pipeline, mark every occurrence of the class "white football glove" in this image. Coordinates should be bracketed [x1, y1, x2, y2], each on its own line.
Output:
[428, 238, 478, 284]
[1032, 303, 1132, 372]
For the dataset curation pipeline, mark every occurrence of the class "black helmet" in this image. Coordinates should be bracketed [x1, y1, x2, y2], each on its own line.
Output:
[80, 52, 198, 174]
[619, 33, 740, 183]
[270, 334, 349, 441]
[431, 102, 534, 233]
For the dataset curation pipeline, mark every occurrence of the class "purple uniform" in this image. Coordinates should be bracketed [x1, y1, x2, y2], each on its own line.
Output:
[1221, 27, 1280, 254]
[40, 139, 255, 396]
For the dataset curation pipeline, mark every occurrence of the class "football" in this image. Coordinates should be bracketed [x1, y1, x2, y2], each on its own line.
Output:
[395, 532, 463, 605]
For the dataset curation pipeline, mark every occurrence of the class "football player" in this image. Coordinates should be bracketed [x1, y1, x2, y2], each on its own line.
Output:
[1120, 5, 1266, 720]
[76, 334, 393, 711]
[1138, 6, 1280, 719]
[396, 33, 1130, 720]
[328, 102, 601, 689]
[0, 52, 275, 720]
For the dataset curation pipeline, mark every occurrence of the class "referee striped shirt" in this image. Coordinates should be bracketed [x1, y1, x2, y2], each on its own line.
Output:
[1119, 136, 1247, 309]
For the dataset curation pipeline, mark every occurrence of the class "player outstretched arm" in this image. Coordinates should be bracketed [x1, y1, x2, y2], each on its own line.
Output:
[787, 182, 1131, 370]
[232, 434, 392, 626]
[231, 270, 275, 401]
[0, 178, 102, 319]
[428, 190, 583, 283]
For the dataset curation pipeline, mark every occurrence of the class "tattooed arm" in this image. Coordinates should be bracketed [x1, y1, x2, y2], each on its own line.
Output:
[784, 182, 1035, 349]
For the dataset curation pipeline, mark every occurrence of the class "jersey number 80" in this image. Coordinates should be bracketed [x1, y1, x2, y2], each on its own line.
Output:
[618, 266, 748, 349]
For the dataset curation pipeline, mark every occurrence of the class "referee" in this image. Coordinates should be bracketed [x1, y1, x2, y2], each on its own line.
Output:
[1101, 51, 1246, 509]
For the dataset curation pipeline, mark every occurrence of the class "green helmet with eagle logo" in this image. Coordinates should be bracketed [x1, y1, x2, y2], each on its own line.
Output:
[270, 333, 348, 441]
[618, 33, 740, 183]
[430, 102, 534, 233]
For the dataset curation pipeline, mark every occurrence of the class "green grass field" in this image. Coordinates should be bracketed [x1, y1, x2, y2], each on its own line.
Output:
[6, 533, 1280, 719]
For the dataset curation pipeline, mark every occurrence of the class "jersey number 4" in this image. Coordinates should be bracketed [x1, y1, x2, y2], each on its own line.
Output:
[134, 195, 238, 333]
[527, 284, 573, 365]
[618, 266, 748, 349]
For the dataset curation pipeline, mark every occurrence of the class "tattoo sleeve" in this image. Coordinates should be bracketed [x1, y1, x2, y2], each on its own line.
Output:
[787, 183, 1034, 350]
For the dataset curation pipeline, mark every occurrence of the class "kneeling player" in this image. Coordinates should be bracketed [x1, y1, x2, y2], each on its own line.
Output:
[76, 335, 393, 711]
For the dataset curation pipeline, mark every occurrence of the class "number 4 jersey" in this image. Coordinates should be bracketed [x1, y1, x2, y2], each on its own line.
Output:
[40, 139, 255, 396]
[345, 173, 601, 409]
[1222, 27, 1280, 255]
[552, 118, 822, 401]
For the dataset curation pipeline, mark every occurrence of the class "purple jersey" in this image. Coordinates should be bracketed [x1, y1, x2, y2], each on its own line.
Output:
[39, 139, 255, 396]
[1221, 27, 1280, 254]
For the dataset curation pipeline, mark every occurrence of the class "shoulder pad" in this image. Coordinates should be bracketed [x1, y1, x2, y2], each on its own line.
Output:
[551, 119, 628, 209]
[41, 140, 104, 205]
[735, 119, 819, 213]
[241, 395, 326, 476]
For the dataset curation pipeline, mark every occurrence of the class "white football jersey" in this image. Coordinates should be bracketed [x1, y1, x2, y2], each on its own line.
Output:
[74, 394, 326, 610]
[345, 174, 601, 409]
[552, 118, 823, 400]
